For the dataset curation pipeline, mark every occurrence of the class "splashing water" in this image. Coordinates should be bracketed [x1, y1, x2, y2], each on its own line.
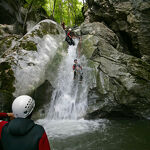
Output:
[37, 39, 100, 139]
[48, 39, 89, 120]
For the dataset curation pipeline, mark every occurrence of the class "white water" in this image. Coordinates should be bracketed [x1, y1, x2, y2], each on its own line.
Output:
[48, 39, 89, 120]
[37, 39, 100, 139]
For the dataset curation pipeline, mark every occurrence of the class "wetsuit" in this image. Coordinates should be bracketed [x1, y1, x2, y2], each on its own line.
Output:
[66, 31, 75, 45]
[73, 63, 83, 81]
[0, 113, 50, 150]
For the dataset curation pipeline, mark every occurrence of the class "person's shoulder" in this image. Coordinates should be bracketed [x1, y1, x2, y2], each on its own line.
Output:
[34, 123, 45, 134]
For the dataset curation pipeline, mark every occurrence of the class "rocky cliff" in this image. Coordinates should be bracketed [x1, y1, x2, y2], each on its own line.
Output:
[85, 0, 150, 59]
[76, 0, 150, 119]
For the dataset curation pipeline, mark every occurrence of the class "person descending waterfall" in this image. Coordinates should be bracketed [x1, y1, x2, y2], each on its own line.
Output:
[65, 28, 75, 46]
[73, 59, 83, 81]
[0, 95, 50, 150]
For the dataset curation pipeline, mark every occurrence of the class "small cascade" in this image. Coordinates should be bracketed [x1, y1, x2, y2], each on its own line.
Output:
[48, 39, 89, 120]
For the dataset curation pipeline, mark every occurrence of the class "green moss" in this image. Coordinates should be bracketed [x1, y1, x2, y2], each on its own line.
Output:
[35, 30, 43, 38]
[0, 30, 3, 36]
[20, 41, 37, 51]
[0, 89, 14, 112]
[41, 22, 59, 35]
[6, 39, 12, 48]
[0, 37, 12, 49]
[0, 62, 15, 93]
[81, 35, 96, 58]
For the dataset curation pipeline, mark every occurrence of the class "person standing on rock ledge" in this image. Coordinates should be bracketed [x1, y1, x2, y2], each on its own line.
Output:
[0, 95, 50, 150]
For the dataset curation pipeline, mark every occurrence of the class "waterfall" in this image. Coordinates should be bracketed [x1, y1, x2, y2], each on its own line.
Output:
[48, 39, 88, 120]
[37, 39, 99, 139]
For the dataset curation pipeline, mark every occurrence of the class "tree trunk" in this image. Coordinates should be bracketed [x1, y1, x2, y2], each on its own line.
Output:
[23, 0, 35, 34]
[53, 0, 57, 18]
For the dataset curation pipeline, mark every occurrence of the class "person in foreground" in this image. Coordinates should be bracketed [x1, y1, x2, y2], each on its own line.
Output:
[0, 95, 50, 150]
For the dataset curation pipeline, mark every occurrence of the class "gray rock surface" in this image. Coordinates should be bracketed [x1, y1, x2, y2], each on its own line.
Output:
[78, 22, 150, 119]
[85, 0, 150, 58]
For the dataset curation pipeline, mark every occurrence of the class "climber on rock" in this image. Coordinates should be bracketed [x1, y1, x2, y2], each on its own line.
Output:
[73, 59, 83, 81]
[0, 95, 50, 150]
[65, 28, 75, 46]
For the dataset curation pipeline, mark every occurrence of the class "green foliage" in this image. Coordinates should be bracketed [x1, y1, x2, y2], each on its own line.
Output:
[25, 0, 84, 26]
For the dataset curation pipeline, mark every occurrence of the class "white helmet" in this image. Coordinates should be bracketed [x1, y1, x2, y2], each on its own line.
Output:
[12, 95, 35, 118]
[69, 28, 72, 31]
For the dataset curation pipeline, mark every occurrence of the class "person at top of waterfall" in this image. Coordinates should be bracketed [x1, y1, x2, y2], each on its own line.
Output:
[66, 28, 75, 45]
[61, 22, 67, 35]
[61, 22, 66, 30]
[73, 59, 83, 81]
[0, 95, 50, 150]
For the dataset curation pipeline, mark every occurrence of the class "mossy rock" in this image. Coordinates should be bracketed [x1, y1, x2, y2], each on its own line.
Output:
[0, 62, 15, 93]
[20, 41, 37, 51]
[0, 60, 15, 112]
[0, 90, 14, 112]
[0, 35, 20, 56]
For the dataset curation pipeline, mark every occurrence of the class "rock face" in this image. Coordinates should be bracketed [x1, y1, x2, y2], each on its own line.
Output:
[0, 19, 66, 112]
[0, 0, 49, 34]
[77, 21, 150, 119]
[0, 0, 23, 25]
[85, 0, 150, 59]
[0, 0, 25, 34]
[32, 80, 54, 119]
[0, 24, 21, 56]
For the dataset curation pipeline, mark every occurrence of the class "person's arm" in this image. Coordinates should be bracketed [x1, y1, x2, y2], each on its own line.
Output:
[0, 113, 8, 140]
[73, 64, 76, 70]
[0, 113, 14, 118]
[67, 32, 72, 38]
[39, 132, 50, 150]
[0, 113, 8, 118]
[79, 65, 82, 70]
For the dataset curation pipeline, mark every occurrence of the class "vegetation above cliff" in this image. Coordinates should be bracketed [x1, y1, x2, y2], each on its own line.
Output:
[24, 0, 84, 26]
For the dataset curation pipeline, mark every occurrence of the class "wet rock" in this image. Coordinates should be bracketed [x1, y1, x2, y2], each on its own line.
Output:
[0, 19, 66, 112]
[85, 0, 150, 58]
[0, 24, 21, 56]
[0, 0, 23, 25]
[79, 22, 150, 119]
[32, 80, 54, 119]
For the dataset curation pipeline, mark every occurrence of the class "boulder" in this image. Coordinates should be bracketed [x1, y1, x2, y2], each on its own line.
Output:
[0, 19, 67, 112]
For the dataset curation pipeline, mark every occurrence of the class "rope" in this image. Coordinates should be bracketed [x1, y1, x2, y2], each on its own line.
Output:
[78, 36, 82, 58]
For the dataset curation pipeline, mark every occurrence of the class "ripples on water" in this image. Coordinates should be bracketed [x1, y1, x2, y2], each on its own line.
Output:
[37, 119, 150, 150]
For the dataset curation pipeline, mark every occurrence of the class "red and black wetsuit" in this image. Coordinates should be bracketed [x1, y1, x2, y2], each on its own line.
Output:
[0, 113, 50, 150]
[73, 63, 83, 80]
[73, 63, 82, 71]
[67, 31, 72, 38]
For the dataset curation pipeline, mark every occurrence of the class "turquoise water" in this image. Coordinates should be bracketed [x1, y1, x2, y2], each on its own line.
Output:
[47, 119, 150, 150]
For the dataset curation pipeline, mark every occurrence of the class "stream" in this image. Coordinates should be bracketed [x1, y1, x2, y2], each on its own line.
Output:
[37, 40, 150, 150]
